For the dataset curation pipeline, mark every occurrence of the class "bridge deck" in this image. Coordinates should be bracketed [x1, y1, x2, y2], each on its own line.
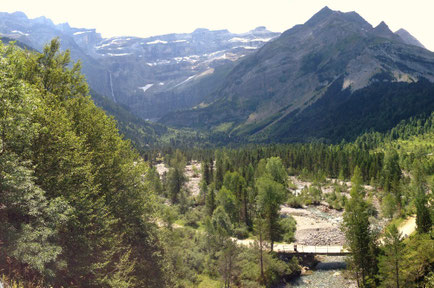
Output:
[274, 244, 350, 255]
[234, 239, 351, 255]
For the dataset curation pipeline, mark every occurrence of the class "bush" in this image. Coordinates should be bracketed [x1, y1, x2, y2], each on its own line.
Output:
[184, 208, 202, 228]
[233, 225, 250, 239]
[381, 193, 397, 219]
[287, 195, 303, 208]
[279, 216, 297, 243]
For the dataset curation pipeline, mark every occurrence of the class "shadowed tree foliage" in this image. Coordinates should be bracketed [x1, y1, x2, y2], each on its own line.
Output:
[0, 39, 166, 287]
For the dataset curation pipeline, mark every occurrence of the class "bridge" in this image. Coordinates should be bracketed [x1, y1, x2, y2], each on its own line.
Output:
[273, 243, 350, 256]
[234, 239, 351, 256]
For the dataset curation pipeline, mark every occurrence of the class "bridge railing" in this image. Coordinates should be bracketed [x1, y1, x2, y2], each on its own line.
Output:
[276, 244, 348, 254]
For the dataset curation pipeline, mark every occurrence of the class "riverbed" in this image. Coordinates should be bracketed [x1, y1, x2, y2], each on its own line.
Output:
[287, 256, 356, 288]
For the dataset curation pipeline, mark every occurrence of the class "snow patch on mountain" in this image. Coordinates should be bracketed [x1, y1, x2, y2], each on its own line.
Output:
[139, 84, 154, 93]
[147, 40, 168, 45]
[229, 37, 273, 43]
[107, 53, 131, 57]
[10, 30, 29, 36]
[73, 31, 92, 35]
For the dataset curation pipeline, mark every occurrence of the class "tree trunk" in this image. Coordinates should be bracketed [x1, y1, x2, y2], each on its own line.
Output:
[356, 270, 360, 288]
[395, 258, 399, 288]
[259, 231, 265, 284]
[243, 190, 248, 226]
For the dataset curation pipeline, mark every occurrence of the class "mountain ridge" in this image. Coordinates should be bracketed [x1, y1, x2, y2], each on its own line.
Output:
[1, 8, 432, 145]
[0, 11, 280, 119]
[159, 7, 434, 143]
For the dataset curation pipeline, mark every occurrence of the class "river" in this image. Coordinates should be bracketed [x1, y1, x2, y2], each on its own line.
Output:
[287, 256, 356, 287]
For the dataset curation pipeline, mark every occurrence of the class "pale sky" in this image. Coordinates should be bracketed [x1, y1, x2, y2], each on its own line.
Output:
[2, 0, 434, 51]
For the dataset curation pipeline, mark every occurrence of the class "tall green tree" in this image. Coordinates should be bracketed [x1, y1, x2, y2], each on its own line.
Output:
[378, 225, 404, 288]
[265, 157, 287, 186]
[343, 166, 378, 287]
[413, 163, 432, 234]
[223, 171, 248, 225]
[202, 160, 211, 185]
[0, 40, 166, 287]
[206, 183, 217, 216]
[216, 186, 239, 224]
[215, 150, 224, 190]
[255, 176, 286, 251]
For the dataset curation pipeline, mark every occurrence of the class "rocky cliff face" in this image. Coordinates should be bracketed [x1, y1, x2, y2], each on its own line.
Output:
[0, 11, 279, 119]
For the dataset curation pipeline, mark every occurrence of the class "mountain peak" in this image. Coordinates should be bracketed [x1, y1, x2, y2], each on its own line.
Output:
[395, 28, 425, 49]
[375, 21, 389, 30]
[373, 21, 400, 40]
[306, 6, 335, 25]
[252, 26, 267, 32]
[33, 16, 54, 27]
[193, 28, 210, 34]
[11, 11, 28, 19]
[319, 6, 332, 13]
[305, 6, 370, 30]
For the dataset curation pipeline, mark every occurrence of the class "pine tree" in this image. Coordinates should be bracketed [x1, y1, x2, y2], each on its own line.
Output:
[206, 183, 217, 216]
[413, 162, 432, 234]
[255, 176, 286, 251]
[343, 166, 377, 287]
[378, 225, 404, 288]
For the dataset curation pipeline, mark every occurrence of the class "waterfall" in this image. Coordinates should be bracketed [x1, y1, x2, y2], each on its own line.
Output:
[109, 72, 117, 103]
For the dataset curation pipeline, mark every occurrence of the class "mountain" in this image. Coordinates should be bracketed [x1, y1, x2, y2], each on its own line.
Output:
[87, 26, 279, 120]
[0, 11, 279, 120]
[160, 7, 434, 143]
[395, 28, 425, 48]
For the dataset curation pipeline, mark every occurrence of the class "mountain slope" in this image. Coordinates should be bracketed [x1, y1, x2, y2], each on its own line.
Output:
[160, 7, 434, 143]
[89, 89, 170, 149]
[395, 28, 425, 48]
[0, 11, 279, 119]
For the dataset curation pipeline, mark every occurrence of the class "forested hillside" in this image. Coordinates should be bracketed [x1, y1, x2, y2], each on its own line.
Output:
[0, 40, 167, 287]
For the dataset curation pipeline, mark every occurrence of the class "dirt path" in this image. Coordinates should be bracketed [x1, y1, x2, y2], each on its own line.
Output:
[398, 216, 416, 237]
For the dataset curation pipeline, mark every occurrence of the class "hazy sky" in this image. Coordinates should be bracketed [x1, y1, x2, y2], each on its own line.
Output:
[2, 0, 434, 50]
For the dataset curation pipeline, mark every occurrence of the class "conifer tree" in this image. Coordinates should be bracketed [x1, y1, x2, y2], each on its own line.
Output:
[255, 176, 285, 251]
[343, 166, 377, 287]
[378, 225, 404, 288]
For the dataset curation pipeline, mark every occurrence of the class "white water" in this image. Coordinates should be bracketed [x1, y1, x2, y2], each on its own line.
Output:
[109, 72, 116, 103]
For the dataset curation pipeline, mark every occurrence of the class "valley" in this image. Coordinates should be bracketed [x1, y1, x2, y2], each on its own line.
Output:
[153, 148, 420, 287]
[0, 4, 433, 288]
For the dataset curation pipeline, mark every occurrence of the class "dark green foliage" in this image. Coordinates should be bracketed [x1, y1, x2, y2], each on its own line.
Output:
[166, 150, 187, 203]
[205, 183, 217, 216]
[410, 161, 432, 234]
[400, 234, 434, 287]
[279, 216, 297, 243]
[378, 225, 405, 288]
[266, 79, 434, 143]
[0, 40, 165, 287]
[343, 166, 378, 287]
[256, 175, 286, 251]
